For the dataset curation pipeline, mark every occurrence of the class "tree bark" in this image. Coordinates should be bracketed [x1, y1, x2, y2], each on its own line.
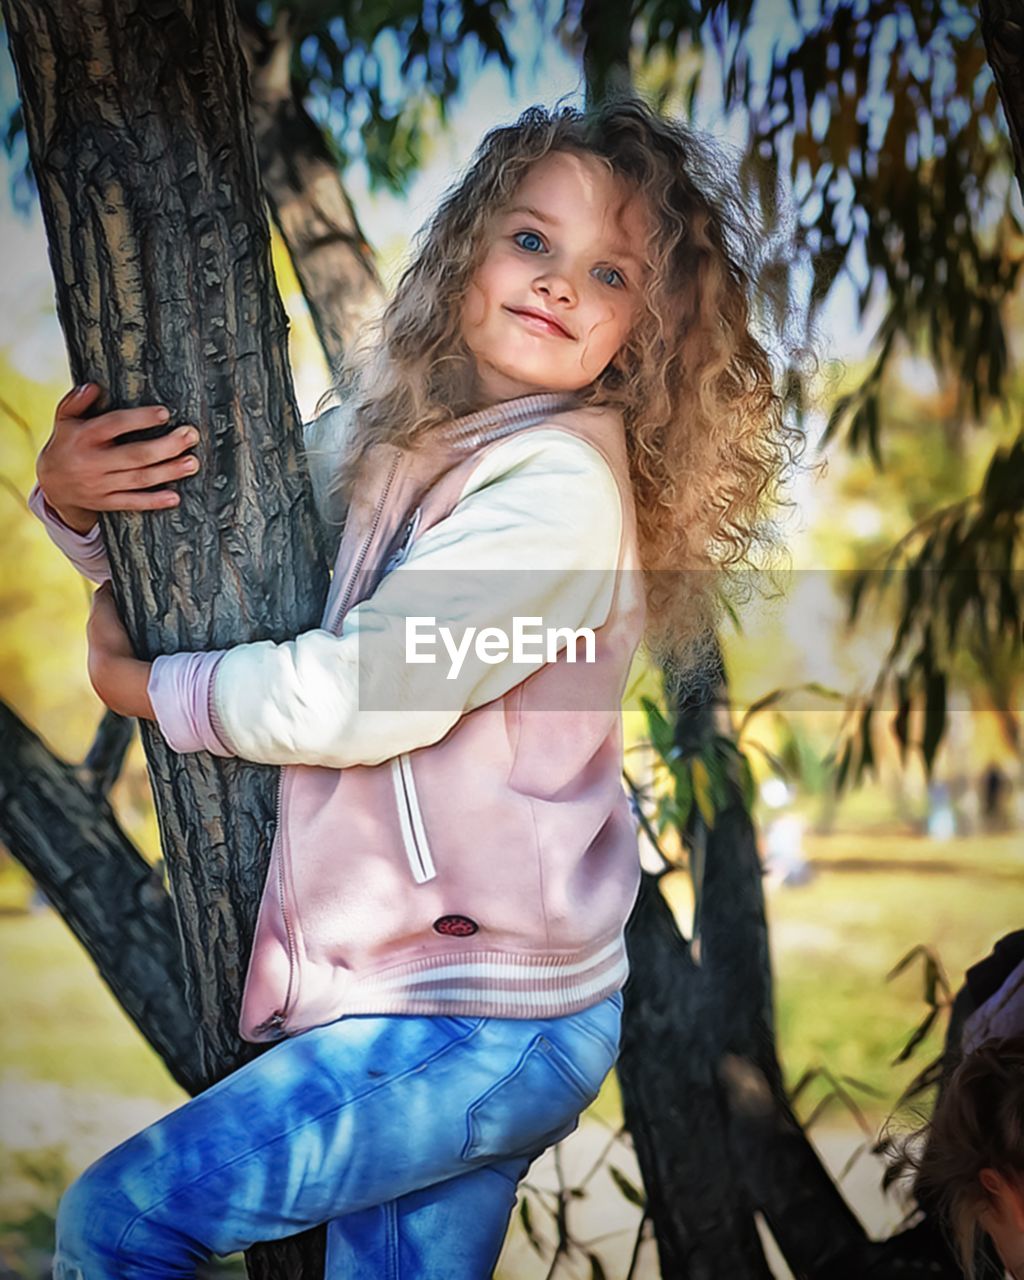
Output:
[1, 1, 329, 1273]
[980, 0, 1024, 200]
[239, 10, 384, 378]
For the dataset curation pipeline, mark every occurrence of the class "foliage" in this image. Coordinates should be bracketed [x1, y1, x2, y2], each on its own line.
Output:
[623, 0, 1023, 455]
[621, 0, 1024, 778]
[2, 1, 520, 200]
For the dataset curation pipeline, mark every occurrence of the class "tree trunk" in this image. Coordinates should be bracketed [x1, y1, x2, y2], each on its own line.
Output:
[580, 0, 633, 106]
[239, 10, 384, 377]
[980, 0, 1024, 199]
[618, 642, 869, 1278]
[1, 1, 329, 1273]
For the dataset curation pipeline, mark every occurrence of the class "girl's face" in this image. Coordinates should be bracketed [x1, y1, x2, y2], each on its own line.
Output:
[979, 1169, 1024, 1278]
[460, 150, 650, 402]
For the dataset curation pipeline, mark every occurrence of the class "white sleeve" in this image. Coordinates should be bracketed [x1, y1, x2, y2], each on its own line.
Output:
[207, 429, 623, 767]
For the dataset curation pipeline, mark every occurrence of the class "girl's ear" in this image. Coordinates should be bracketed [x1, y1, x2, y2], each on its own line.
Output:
[980, 1169, 1024, 1230]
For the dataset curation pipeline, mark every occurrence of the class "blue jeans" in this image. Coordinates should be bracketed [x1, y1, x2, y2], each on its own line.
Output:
[52, 990, 623, 1278]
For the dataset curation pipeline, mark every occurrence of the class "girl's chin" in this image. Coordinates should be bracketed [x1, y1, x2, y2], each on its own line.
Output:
[478, 369, 570, 399]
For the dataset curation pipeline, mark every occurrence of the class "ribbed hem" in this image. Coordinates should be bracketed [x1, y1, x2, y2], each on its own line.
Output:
[148, 650, 235, 756]
[264, 931, 630, 1036]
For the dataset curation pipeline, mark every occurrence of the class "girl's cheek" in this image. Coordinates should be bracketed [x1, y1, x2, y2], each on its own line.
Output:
[460, 283, 488, 330]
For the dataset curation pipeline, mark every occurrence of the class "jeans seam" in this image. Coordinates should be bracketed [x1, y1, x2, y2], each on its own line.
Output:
[387, 1198, 399, 1280]
[536, 1034, 596, 1103]
[567, 1016, 619, 1060]
[112, 1018, 486, 1264]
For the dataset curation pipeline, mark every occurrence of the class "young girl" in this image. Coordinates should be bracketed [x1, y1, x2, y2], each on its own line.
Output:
[30, 96, 796, 1277]
[893, 1036, 1024, 1279]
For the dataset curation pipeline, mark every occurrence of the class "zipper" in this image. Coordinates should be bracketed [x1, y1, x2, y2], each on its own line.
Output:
[256, 449, 402, 1037]
[391, 752, 437, 883]
[380, 505, 422, 577]
[325, 457, 437, 887]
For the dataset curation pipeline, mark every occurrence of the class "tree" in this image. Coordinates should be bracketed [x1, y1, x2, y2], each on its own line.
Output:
[1, 1, 332, 1274]
[3, 0, 523, 371]
[579, 1, 1021, 1274]
[3, 0, 1021, 1275]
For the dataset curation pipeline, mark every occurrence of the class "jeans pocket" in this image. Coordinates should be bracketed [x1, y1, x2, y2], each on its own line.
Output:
[461, 1033, 593, 1164]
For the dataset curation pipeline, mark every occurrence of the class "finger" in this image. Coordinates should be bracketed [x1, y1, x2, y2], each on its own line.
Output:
[100, 488, 183, 512]
[103, 425, 200, 472]
[115, 454, 201, 490]
[88, 405, 175, 443]
[56, 382, 103, 420]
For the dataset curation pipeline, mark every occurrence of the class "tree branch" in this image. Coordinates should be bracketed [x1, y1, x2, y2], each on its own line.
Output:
[0, 700, 199, 1094]
[80, 709, 135, 799]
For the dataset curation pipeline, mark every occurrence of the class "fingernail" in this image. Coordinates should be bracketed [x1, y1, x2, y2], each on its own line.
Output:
[156, 407, 170, 422]
[75, 383, 91, 395]
[180, 427, 198, 442]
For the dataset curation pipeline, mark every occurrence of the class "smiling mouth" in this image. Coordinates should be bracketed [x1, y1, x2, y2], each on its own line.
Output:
[505, 307, 574, 340]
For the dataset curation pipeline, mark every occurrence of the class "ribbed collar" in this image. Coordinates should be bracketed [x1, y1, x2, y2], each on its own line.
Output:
[441, 391, 580, 449]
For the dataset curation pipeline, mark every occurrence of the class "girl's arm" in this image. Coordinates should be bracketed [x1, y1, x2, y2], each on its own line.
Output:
[30, 401, 352, 579]
[29, 485, 113, 585]
[142, 429, 624, 768]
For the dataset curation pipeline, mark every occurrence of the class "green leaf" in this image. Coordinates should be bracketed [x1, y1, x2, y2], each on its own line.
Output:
[588, 1253, 609, 1280]
[921, 670, 947, 775]
[691, 758, 716, 829]
[518, 1195, 544, 1257]
[891, 673, 912, 765]
[893, 1007, 939, 1065]
[609, 1164, 647, 1209]
[738, 752, 757, 812]
[640, 695, 676, 761]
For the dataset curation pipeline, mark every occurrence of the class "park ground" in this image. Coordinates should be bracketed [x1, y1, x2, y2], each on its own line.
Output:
[0, 827, 1021, 1277]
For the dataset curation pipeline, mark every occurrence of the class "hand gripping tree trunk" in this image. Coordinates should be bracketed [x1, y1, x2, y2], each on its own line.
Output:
[2, 1, 330, 1274]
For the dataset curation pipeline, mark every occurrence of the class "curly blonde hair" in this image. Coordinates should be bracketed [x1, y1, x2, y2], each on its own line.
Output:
[319, 95, 811, 689]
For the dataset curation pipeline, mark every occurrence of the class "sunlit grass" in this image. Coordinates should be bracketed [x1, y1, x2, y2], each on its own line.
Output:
[1, 830, 1020, 1277]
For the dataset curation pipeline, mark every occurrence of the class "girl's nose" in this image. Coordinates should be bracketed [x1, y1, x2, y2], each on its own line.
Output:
[536, 275, 576, 306]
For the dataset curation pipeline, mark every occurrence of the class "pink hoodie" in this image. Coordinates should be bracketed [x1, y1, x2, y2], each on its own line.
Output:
[30, 392, 645, 1041]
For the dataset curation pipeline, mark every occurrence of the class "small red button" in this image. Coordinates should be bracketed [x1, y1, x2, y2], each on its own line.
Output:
[433, 915, 479, 937]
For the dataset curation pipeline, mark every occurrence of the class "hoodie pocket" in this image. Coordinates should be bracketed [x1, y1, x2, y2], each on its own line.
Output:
[391, 752, 437, 883]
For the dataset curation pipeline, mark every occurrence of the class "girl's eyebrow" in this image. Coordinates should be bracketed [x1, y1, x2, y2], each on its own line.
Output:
[506, 203, 561, 225]
[505, 204, 643, 269]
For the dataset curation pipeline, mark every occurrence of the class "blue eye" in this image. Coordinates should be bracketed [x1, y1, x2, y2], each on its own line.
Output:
[514, 230, 546, 253]
[595, 266, 626, 289]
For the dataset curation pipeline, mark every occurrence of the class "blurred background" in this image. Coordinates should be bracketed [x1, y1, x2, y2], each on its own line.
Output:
[1, 1, 1021, 1276]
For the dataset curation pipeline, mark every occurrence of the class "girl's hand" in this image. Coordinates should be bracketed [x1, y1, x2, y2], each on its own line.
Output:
[86, 583, 155, 720]
[36, 383, 202, 535]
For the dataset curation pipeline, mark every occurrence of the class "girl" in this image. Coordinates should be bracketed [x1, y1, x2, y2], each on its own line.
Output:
[894, 1036, 1024, 1279]
[31, 96, 797, 1277]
